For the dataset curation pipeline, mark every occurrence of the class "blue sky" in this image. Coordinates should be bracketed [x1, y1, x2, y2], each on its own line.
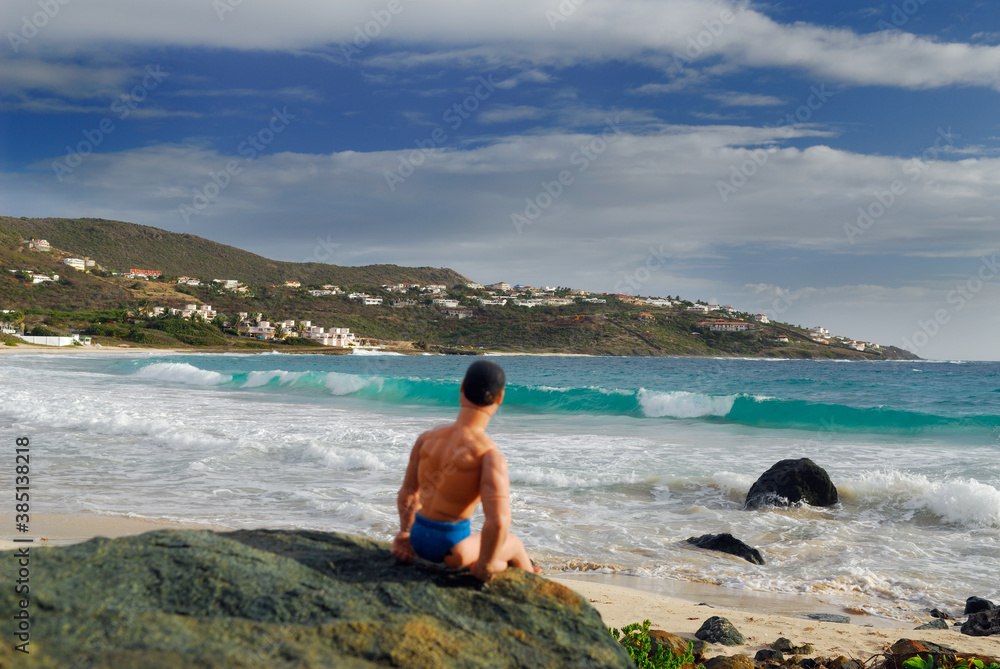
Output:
[2, 0, 999, 359]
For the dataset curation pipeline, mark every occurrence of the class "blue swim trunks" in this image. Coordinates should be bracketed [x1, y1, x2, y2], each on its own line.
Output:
[409, 513, 471, 562]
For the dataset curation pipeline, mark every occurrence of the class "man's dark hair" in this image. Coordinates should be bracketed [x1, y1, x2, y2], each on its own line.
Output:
[462, 360, 506, 406]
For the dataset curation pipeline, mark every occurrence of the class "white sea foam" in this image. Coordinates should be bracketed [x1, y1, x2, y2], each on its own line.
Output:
[307, 442, 394, 471]
[510, 467, 639, 489]
[637, 389, 736, 418]
[351, 349, 404, 356]
[840, 469, 1000, 528]
[133, 362, 229, 386]
[712, 471, 756, 496]
[241, 370, 306, 388]
[324, 372, 377, 395]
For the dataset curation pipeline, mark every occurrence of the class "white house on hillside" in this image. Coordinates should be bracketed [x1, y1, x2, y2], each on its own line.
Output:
[171, 304, 217, 320]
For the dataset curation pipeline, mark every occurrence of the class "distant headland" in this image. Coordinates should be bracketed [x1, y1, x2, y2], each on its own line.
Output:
[0, 216, 919, 359]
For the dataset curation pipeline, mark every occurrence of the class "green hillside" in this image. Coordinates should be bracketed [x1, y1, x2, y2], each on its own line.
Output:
[0, 215, 919, 360]
[0, 216, 467, 287]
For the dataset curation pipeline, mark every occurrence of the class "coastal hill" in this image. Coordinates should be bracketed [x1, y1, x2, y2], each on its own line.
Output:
[0, 216, 919, 359]
[0, 216, 466, 287]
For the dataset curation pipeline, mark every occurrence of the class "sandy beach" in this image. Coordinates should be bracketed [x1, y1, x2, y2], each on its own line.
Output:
[0, 344, 190, 355]
[552, 575, 999, 660]
[4, 512, 994, 660]
[0, 512, 229, 550]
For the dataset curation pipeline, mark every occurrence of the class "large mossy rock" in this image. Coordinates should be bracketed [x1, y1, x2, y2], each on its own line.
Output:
[744, 458, 839, 510]
[0, 529, 632, 668]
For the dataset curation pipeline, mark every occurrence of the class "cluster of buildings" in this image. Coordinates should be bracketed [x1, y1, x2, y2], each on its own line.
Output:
[807, 326, 880, 351]
[698, 320, 756, 332]
[25, 239, 51, 252]
[234, 313, 356, 347]
[61, 257, 98, 271]
[125, 304, 359, 348]
[382, 282, 449, 294]
[307, 285, 343, 297]
[14, 239, 886, 352]
[7, 269, 59, 284]
[348, 293, 384, 306]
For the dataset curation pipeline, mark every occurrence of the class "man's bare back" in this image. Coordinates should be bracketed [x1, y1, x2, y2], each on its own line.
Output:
[391, 361, 536, 581]
[412, 423, 496, 522]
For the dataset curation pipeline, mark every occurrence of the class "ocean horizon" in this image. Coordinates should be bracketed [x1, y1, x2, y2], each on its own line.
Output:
[3, 351, 998, 622]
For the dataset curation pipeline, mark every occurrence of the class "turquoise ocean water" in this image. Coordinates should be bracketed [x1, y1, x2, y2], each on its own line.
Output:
[2, 352, 998, 620]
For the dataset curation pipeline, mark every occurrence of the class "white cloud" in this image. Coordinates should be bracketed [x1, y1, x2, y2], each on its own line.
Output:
[0, 59, 134, 100]
[478, 105, 548, 124]
[4, 0, 1000, 91]
[169, 86, 321, 101]
[9, 120, 1000, 265]
[494, 69, 553, 89]
[709, 92, 785, 107]
[5, 119, 999, 358]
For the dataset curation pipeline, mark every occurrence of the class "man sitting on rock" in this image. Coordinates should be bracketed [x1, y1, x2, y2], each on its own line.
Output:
[392, 360, 537, 581]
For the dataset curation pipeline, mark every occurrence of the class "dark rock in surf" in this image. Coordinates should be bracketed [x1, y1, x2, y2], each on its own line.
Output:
[962, 607, 1000, 637]
[914, 619, 949, 630]
[929, 607, 953, 620]
[695, 616, 746, 646]
[965, 596, 996, 615]
[686, 533, 765, 565]
[744, 458, 838, 510]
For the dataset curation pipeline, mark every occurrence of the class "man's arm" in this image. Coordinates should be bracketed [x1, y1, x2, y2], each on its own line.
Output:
[392, 433, 425, 561]
[473, 448, 511, 579]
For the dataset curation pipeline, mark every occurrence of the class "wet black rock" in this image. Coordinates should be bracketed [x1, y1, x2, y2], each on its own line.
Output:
[686, 533, 765, 565]
[961, 607, 1000, 637]
[695, 616, 747, 646]
[965, 596, 996, 615]
[744, 458, 839, 510]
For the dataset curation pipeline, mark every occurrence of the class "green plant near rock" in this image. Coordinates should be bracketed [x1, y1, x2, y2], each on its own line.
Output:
[610, 620, 704, 669]
[903, 656, 1000, 669]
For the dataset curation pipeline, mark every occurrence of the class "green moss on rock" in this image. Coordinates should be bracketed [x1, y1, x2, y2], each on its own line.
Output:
[0, 529, 631, 668]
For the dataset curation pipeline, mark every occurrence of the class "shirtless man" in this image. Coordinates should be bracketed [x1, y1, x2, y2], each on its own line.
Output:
[391, 360, 536, 581]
